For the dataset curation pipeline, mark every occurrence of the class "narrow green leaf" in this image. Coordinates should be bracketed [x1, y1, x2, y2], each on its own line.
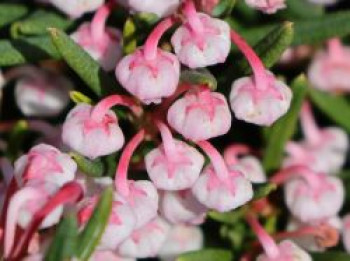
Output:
[76, 187, 113, 261]
[263, 75, 308, 172]
[236, 22, 294, 75]
[11, 10, 73, 37]
[0, 4, 28, 28]
[279, 0, 324, 20]
[208, 209, 245, 224]
[212, 0, 236, 17]
[70, 91, 93, 105]
[180, 69, 217, 90]
[70, 152, 104, 178]
[45, 212, 78, 261]
[123, 18, 137, 55]
[177, 249, 232, 261]
[253, 183, 277, 200]
[0, 36, 60, 66]
[309, 88, 350, 133]
[312, 252, 350, 261]
[48, 28, 118, 97]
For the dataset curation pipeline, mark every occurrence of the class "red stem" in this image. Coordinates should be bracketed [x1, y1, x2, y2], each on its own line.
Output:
[183, 0, 204, 34]
[300, 101, 321, 145]
[223, 144, 251, 166]
[91, 2, 113, 44]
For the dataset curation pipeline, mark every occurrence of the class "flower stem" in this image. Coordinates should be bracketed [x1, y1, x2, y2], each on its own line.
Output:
[115, 129, 145, 197]
[91, 2, 114, 44]
[90, 94, 141, 121]
[183, 0, 204, 34]
[300, 101, 321, 145]
[230, 30, 268, 91]
[156, 121, 177, 159]
[196, 140, 229, 180]
[270, 165, 322, 190]
[144, 17, 175, 61]
[246, 214, 280, 259]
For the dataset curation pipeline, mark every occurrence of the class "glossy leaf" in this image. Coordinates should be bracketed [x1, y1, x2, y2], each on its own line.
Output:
[49, 28, 118, 97]
[45, 212, 78, 261]
[180, 68, 217, 90]
[11, 10, 73, 38]
[253, 183, 277, 200]
[263, 75, 308, 172]
[309, 88, 350, 133]
[236, 22, 294, 75]
[70, 152, 104, 178]
[0, 4, 28, 28]
[312, 252, 350, 261]
[76, 186, 113, 261]
[0, 36, 60, 66]
[177, 249, 232, 261]
[70, 91, 93, 105]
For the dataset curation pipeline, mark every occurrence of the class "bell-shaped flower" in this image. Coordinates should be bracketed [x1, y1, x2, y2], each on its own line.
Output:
[171, 0, 230, 68]
[308, 38, 350, 93]
[247, 215, 312, 261]
[284, 102, 348, 174]
[71, 2, 122, 71]
[287, 217, 341, 252]
[160, 190, 207, 225]
[91, 251, 136, 261]
[192, 141, 253, 212]
[244, 0, 286, 14]
[118, 217, 171, 258]
[62, 94, 140, 159]
[271, 166, 344, 222]
[117, 0, 180, 18]
[115, 129, 159, 229]
[14, 144, 77, 187]
[167, 86, 231, 141]
[158, 225, 204, 261]
[7, 66, 72, 117]
[224, 144, 266, 183]
[116, 18, 180, 104]
[229, 30, 292, 126]
[49, 0, 104, 18]
[145, 122, 204, 190]
[78, 194, 136, 250]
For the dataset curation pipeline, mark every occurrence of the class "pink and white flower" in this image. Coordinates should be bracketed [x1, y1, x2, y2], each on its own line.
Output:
[244, 0, 286, 14]
[49, 0, 104, 18]
[117, 0, 181, 17]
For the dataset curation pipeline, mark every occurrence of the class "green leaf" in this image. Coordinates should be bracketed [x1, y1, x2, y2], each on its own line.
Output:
[45, 212, 78, 261]
[0, 36, 60, 66]
[11, 10, 73, 38]
[70, 153, 104, 177]
[309, 88, 350, 133]
[312, 252, 350, 261]
[0, 4, 28, 28]
[177, 249, 232, 261]
[180, 69, 217, 90]
[48, 27, 118, 97]
[279, 0, 324, 20]
[263, 75, 308, 172]
[253, 183, 277, 200]
[208, 209, 245, 225]
[76, 186, 113, 261]
[123, 18, 137, 55]
[212, 0, 236, 17]
[236, 22, 294, 75]
[70, 91, 93, 105]
[293, 11, 350, 46]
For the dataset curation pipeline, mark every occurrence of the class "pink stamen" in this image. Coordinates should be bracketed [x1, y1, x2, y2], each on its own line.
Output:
[9, 182, 83, 260]
[270, 165, 322, 190]
[300, 101, 321, 145]
[90, 94, 141, 121]
[230, 30, 268, 91]
[328, 38, 343, 62]
[91, 1, 114, 45]
[246, 214, 280, 259]
[196, 140, 229, 180]
[115, 129, 145, 197]
[224, 144, 251, 166]
[4, 187, 42, 258]
[144, 17, 175, 61]
[183, 0, 204, 35]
